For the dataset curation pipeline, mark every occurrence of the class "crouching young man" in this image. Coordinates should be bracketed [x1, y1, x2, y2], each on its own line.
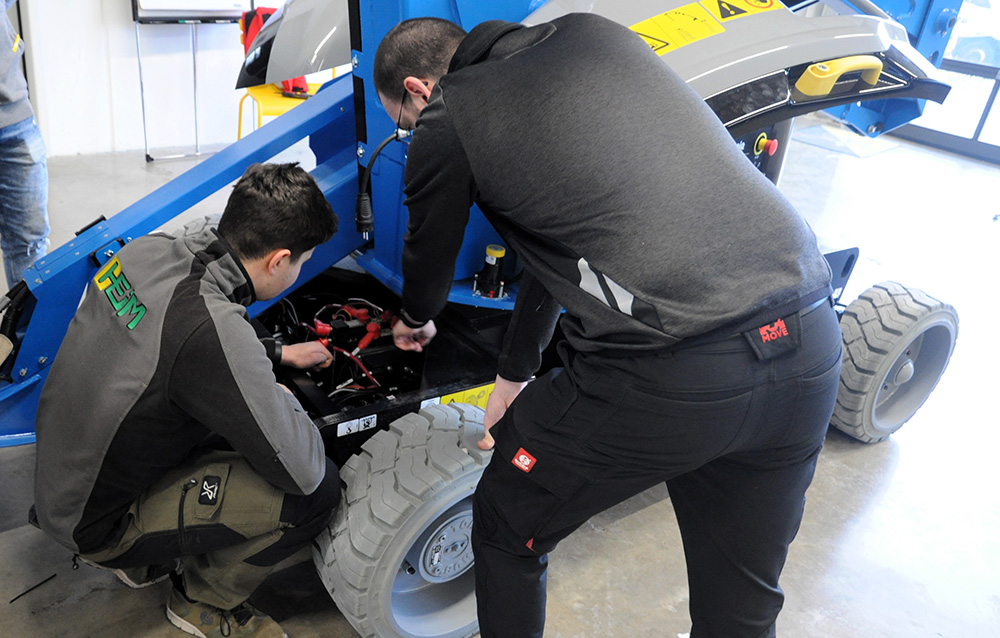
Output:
[33, 163, 340, 638]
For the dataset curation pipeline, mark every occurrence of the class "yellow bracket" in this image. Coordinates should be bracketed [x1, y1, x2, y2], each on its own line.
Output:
[793, 55, 883, 98]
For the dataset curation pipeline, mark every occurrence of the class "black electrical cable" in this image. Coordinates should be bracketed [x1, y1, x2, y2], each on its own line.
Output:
[355, 129, 410, 237]
[0, 281, 28, 322]
[0, 282, 30, 382]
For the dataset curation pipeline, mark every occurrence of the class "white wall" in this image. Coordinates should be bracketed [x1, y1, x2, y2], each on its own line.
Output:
[18, 0, 283, 157]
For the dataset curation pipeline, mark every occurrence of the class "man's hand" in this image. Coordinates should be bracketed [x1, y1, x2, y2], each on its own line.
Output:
[392, 320, 437, 352]
[281, 341, 334, 370]
[479, 375, 528, 450]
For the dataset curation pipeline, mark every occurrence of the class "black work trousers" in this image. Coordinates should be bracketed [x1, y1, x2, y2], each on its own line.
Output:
[473, 302, 842, 638]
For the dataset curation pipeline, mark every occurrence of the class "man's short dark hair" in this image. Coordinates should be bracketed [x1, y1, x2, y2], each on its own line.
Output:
[218, 163, 337, 263]
[373, 18, 467, 98]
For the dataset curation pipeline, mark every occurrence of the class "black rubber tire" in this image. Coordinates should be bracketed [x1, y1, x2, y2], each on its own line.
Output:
[313, 403, 491, 638]
[832, 282, 959, 443]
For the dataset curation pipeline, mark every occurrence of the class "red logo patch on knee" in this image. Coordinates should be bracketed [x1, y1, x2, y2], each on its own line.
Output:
[512, 448, 537, 473]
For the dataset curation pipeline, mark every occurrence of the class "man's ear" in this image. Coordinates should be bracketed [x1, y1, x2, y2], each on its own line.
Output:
[403, 76, 433, 102]
[266, 248, 292, 275]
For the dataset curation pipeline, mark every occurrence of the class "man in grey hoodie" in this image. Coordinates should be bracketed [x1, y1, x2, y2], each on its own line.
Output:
[375, 14, 842, 638]
[0, 0, 48, 289]
[35, 163, 339, 638]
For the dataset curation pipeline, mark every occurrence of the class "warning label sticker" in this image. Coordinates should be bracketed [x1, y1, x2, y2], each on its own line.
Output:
[630, 2, 725, 56]
[699, 0, 783, 23]
[337, 413, 377, 437]
[631, 0, 787, 56]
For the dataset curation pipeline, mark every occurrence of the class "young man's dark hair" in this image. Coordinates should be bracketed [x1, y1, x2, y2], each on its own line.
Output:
[373, 18, 467, 98]
[218, 162, 338, 262]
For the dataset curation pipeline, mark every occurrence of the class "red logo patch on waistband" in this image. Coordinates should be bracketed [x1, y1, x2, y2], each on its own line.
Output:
[759, 318, 789, 343]
[513, 448, 537, 473]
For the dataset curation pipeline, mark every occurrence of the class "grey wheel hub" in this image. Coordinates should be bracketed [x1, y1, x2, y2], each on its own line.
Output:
[415, 507, 475, 584]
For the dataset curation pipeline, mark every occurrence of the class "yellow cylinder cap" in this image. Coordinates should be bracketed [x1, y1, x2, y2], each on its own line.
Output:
[486, 245, 506, 258]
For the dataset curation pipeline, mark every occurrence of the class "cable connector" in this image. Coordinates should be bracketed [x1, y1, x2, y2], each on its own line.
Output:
[355, 193, 374, 239]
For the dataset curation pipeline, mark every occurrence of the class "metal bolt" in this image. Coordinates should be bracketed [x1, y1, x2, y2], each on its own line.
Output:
[105, 250, 115, 257]
[38, 357, 47, 365]
[34, 278, 42, 284]
[19, 368, 27, 377]
[352, 55, 359, 68]
[357, 145, 365, 158]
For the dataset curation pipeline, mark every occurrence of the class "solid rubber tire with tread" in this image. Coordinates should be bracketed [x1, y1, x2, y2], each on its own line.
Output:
[313, 403, 491, 638]
[832, 281, 958, 443]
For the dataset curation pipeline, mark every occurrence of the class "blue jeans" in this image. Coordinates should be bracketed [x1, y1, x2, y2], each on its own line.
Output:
[0, 116, 50, 288]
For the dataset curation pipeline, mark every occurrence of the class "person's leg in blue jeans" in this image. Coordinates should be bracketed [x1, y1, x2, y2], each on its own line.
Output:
[0, 116, 50, 288]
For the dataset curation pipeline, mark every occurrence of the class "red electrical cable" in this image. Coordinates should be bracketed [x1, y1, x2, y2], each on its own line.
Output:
[329, 345, 381, 387]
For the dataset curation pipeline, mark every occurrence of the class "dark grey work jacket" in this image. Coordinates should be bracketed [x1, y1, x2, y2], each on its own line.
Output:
[400, 13, 832, 381]
[34, 219, 326, 554]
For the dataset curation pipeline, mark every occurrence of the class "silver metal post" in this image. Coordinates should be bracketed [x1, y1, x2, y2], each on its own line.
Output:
[133, 20, 218, 162]
[134, 22, 153, 162]
[190, 23, 201, 155]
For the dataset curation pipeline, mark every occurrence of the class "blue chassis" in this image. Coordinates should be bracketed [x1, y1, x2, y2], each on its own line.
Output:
[0, 0, 951, 445]
[0, 0, 543, 446]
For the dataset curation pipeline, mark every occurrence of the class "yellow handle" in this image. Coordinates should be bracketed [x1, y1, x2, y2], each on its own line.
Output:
[793, 55, 883, 98]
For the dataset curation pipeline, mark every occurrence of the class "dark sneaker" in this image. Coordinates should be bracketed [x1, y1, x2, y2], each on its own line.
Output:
[166, 587, 287, 638]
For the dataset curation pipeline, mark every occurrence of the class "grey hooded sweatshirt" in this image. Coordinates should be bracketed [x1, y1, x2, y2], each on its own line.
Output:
[34, 219, 326, 554]
[399, 14, 831, 380]
[1, 1, 34, 128]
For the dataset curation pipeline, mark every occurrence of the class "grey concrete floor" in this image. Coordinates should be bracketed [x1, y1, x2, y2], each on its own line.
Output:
[1, 115, 999, 637]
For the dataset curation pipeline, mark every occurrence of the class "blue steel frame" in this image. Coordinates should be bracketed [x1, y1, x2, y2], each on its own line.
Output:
[0, 80, 364, 446]
[1, 0, 948, 445]
[0, 0, 544, 447]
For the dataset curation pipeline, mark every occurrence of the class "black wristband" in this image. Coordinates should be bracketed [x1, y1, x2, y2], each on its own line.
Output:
[399, 309, 428, 329]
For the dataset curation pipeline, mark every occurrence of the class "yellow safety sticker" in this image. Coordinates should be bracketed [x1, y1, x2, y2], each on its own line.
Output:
[440, 383, 495, 409]
[699, 0, 783, 23]
[630, 2, 725, 56]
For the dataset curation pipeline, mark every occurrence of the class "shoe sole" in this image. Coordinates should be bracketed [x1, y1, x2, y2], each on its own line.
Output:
[114, 569, 170, 589]
[166, 605, 209, 638]
[166, 604, 288, 638]
[76, 556, 172, 589]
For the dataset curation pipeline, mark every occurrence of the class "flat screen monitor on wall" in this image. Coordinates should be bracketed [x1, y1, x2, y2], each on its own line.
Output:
[132, 0, 251, 23]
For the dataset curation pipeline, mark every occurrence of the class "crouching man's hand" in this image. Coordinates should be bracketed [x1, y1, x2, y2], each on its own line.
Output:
[281, 341, 334, 370]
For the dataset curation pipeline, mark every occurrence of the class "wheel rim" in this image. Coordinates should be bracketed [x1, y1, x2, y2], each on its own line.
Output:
[871, 322, 955, 432]
[390, 498, 477, 636]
